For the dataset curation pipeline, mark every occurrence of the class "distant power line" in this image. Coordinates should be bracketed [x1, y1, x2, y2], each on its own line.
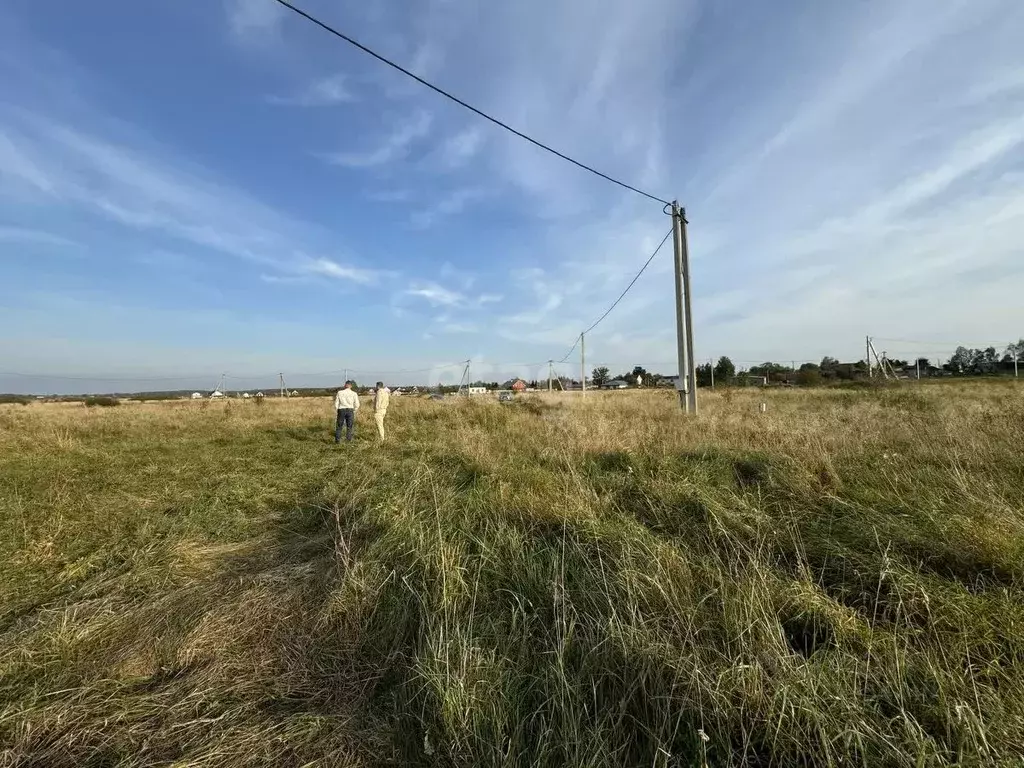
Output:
[269, 0, 672, 206]
[559, 228, 673, 363]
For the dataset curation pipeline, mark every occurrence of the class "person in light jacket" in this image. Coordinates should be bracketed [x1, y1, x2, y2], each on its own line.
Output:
[373, 381, 391, 441]
[333, 381, 360, 443]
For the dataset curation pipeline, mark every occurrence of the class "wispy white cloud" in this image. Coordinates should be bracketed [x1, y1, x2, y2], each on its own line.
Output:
[435, 125, 485, 169]
[301, 257, 383, 285]
[404, 280, 464, 307]
[439, 261, 475, 290]
[325, 110, 432, 168]
[267, 74, 355, 107]
[226, 0, 285, 41]
[0, 130, 57, 196]
[0, 109, 384, 286]
[437, 320, 479, 334]
[0, 226, 74, 247]
[402, 279, 502, 310]
[409, 187, 484, 228]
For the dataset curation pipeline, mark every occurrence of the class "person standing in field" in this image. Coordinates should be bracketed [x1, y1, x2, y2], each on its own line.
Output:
[333, 380, 360, 444]
[373, 380, 391, 441]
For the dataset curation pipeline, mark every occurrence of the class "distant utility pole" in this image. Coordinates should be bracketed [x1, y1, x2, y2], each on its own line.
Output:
[456, 360, 470, 396]
[867, 338, 886, 379]
[580, 333, 586, 398]
[866, 336, 873, 378]
[710, 358, 715, 389]
[279, 372, 286, 398]
[547, 361, 553, 392]
[916, 359, 921, 381]
[671, 202, 697, 413]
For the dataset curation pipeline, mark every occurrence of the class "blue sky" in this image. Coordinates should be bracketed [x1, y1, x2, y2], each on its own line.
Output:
[1, 0, 1022, 393]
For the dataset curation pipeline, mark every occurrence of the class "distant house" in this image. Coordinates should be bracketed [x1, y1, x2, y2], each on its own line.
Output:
[468, 386, 488, 395]
[210, 390, 225, 399]
[254, 392, 265, 399]
[290, 390, 299, 396]
[191, 392, 203, 400]
[511, 379, 527, 392]
[241, 393, 251, 399]
[602, 380, 629, 390]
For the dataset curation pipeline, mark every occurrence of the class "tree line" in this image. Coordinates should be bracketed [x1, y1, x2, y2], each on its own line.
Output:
[586, 338, 1024, 388]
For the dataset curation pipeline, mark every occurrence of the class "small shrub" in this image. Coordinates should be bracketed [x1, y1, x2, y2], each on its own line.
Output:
[83, 396, 119, 408]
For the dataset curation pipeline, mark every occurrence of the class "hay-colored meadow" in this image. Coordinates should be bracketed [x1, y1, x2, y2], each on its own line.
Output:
[2, 382, 1023, 766]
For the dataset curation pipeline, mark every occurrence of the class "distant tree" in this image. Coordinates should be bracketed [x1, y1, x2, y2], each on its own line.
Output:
[1007, 339, 1024, 361]
[820, 356, 840, 372]
[748, 362, 789, 377]
[631, 366, 649, 386]
[915, 357, 931, 370]
[696, 363, 713, 387]
[591, 366, 610, 387]
[949, 346, 979, 374]
[714, 356, 736, 384]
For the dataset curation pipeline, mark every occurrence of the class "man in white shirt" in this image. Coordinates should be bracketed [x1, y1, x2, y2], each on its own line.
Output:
[333, 380, 360, 443]
[373, 381, 391, 441]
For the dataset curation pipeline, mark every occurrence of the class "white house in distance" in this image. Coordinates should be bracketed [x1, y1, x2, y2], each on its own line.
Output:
[468, 386, 487, 395]
[210, 390, 225, 399]
[190, 392, 203, 400]
[601, 380, 629, 390]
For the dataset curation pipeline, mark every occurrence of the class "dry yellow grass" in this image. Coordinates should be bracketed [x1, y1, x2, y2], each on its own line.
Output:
[1, 381, 1023, 766]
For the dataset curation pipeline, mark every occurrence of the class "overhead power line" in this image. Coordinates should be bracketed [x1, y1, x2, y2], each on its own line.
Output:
[559, 228, 673, 362]
[269, 0, 671, 207]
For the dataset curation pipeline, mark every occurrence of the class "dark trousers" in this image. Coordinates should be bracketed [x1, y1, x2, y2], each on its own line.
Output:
[335, 408, 355, 443]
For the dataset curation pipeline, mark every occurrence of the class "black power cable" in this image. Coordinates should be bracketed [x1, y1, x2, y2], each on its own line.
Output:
[558, 227, 673, 362]
[270, 0, 672, 206]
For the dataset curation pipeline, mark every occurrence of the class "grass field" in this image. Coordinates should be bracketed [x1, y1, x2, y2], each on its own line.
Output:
[2, 383, 1023, 767]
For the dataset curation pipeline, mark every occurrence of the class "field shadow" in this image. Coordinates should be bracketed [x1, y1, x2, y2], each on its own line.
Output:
[3, 492, 388, 767]
[265, 423, 327, 443]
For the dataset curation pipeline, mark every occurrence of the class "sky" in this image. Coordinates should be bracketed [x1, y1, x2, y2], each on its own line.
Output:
[1, 0, 1023, 393]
